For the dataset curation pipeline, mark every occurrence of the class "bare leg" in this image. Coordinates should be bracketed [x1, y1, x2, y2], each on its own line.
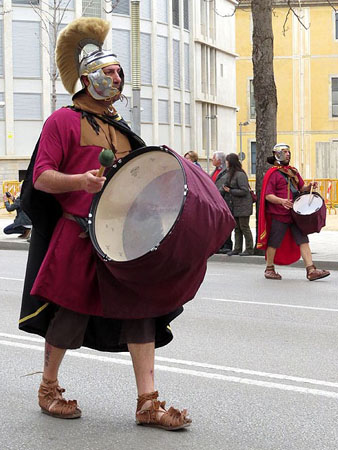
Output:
[43, 341, 66, 381]
[266, 246, 277, 266]
[128, 342, 155, 396]
[300, 242, 313, 267]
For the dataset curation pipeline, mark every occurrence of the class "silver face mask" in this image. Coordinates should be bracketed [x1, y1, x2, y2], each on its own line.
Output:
[87, 69, 120, 101]
[273, 144, 291, 163]
[79, 50, 122, 101]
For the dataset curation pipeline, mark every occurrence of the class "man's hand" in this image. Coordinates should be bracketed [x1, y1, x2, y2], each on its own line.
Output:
[222, 185, 230, 193]
[280, 198, 293, 209]
[80, 170, 106, 194]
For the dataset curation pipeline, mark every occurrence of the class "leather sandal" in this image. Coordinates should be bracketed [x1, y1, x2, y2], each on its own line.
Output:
[136, 391, 191, 431]
[38, 377, 81, 419]
[306, 265, 330, 281]
[264, 265, 282, 280]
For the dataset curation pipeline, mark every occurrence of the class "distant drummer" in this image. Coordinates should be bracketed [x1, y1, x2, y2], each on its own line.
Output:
[19, 17, 191, 430]
[257, 143, 330, 281]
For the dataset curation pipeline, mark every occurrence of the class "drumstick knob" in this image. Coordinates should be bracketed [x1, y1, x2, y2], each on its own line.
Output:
[97, 148, 115, 177]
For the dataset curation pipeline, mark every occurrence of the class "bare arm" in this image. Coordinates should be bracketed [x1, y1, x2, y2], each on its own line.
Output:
[34, 169, 106, 194]
[265, 194, 293, 210]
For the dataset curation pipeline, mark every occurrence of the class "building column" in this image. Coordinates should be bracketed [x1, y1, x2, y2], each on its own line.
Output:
[3, 0, 14, 155]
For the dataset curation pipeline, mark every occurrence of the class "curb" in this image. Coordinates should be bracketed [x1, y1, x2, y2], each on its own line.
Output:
[1, 240, 337, 271]
[209, 254, 338, 270]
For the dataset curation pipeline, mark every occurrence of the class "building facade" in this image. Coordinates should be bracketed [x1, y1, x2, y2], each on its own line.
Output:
[236, 0, 338, 178]
[0, 0, 236, 185]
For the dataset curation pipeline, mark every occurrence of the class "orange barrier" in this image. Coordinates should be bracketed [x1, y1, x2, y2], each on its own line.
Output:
[1, 180, 22, 209]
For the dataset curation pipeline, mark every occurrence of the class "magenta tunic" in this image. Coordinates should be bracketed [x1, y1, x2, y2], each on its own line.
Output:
[31, 108, 104, 315]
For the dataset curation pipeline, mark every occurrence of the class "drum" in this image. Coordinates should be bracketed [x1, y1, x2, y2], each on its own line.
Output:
[291, 192, 326, 235]
[89, 146, 235, 319]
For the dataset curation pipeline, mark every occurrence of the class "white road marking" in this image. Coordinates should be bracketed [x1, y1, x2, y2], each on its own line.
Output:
[1, 335, 338, 399]
[0, 276, 24, 282]
[202, 297, 338, 313]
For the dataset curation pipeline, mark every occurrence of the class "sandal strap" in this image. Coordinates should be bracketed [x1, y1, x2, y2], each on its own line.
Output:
[137, 390, 159, 410]
[38, 378, 80, 417]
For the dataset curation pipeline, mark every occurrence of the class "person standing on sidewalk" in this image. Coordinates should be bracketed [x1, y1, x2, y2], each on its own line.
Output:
[257, 143, 330, 281]
[3, 191, 32, 239]
[222, 153, 254, 256]
[211, 151, 233, 253]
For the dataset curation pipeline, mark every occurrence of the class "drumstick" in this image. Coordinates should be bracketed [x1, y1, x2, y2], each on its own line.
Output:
[308, 178, 315, 206]
[97, 148, 115, 177]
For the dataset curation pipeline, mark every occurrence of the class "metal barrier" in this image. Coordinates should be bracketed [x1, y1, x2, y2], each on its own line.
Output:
[248, 178, 338, 214]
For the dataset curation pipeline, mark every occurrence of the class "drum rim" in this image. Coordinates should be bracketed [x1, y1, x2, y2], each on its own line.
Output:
[88, 145, 188, 263]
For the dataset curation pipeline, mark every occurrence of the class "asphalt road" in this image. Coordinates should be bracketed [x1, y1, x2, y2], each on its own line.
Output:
[1, 249, 338, 450]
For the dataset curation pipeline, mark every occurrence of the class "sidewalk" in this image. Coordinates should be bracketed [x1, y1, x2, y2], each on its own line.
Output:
[0, 209, 338, 269]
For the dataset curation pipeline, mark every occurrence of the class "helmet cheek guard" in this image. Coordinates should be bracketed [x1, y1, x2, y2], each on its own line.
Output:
[87, 69, 121, 101]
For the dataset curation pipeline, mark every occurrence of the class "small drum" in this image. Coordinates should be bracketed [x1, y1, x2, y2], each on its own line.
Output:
[291, 192, 326, 235]
[89, 146, 235, 319]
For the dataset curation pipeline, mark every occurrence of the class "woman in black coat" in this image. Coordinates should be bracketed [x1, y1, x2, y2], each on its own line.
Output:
[223, 153, 254, 256]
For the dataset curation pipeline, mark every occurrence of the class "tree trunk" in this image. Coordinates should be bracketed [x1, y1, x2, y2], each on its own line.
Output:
[251, 0, 277, 250]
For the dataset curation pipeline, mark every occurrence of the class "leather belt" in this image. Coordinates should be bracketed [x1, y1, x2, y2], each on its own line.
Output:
[62, 212, 88, 238]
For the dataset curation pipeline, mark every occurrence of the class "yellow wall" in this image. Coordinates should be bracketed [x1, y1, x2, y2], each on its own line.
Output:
[236, 5, 338, 178]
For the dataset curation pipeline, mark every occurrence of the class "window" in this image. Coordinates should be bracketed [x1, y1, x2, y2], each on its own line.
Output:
[50, 24, 66, 77]
[184, 43, 190, 91]
[172, 0, 179, 26]
[158, 99, 169, 123]
[173, 40, 180, 89]
[140, 0, 151, 19]
[112, 29, 131, 82]
[157, 0, 168, 23]
[56, 93, 73, 110]
[183, 0, 189, 30]
[112, 0, 129, 15]
[50, 0, 74, 8]
[115, 97, 131, 122]
[141, 98, 152, 122]
[157, 36, 168, 86]
[251, 141, 256, 175]
[185, 103, 190, 125]
[0, 21, 3, 77]
[336, 13, 338, 39]
[13, 22, 41, 78]
[14, 93, 42, 120]
[140, 33, 152, 84]
[250, 79, 256, 119]
[174, 102, 181, 124]
[83, 0, 102, 17]
[12, 0, 39, 4]
[0, 92, 4, 120]
[332, 78, 338, 117]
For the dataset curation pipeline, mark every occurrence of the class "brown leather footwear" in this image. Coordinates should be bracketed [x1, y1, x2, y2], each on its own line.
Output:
[306, 265, 330, 281]
[264, 265, 282, 280]
[136, 391, 191, 431]
[38, 377, 81, 419]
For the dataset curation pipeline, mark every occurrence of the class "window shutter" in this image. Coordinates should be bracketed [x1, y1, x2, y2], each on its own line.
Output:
[140, 0, 151, 19]
[185, 103, 190, 125]
[184, 43, 190, 91]
[82, 0, 101, 17]
[0, 92, 4, 120]
[14, 93, 42, 120]
[158, 99, 169, 123]
[112, 29, 131, 82]
[140, 33, 152, 84]
[0, 21, 3, 77]
[56, 94, 73, 111]
[157, 0, 168, 23]
[115, 97, 131, 122]
[112, 0, 130, 15]
[157, 36, 168, 86]
[13, 22, 41, 78]
[332, 78, 338, 117]
[183, 0, 189, 30]
[173, 40, 180, 89]
[172, 0, 179, 26]
[174, 102, 181, 124]
[141, 98, 152, 122]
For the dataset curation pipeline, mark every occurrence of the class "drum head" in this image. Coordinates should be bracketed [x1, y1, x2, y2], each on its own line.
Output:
[292, 193, 323, 215]
[90, 147, 186, 262]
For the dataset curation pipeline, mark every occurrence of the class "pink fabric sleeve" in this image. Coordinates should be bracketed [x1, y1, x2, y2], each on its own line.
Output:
[33, 113, 65, 184]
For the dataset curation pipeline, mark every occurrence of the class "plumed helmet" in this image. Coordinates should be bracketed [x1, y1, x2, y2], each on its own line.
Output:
[56, 17, 124, 99]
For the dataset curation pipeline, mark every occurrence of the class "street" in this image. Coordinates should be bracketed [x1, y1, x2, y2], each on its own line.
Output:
[1, 249, 338, 450]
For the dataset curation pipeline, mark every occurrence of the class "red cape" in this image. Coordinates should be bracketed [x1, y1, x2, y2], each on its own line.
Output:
[257, 167, 300, 265]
